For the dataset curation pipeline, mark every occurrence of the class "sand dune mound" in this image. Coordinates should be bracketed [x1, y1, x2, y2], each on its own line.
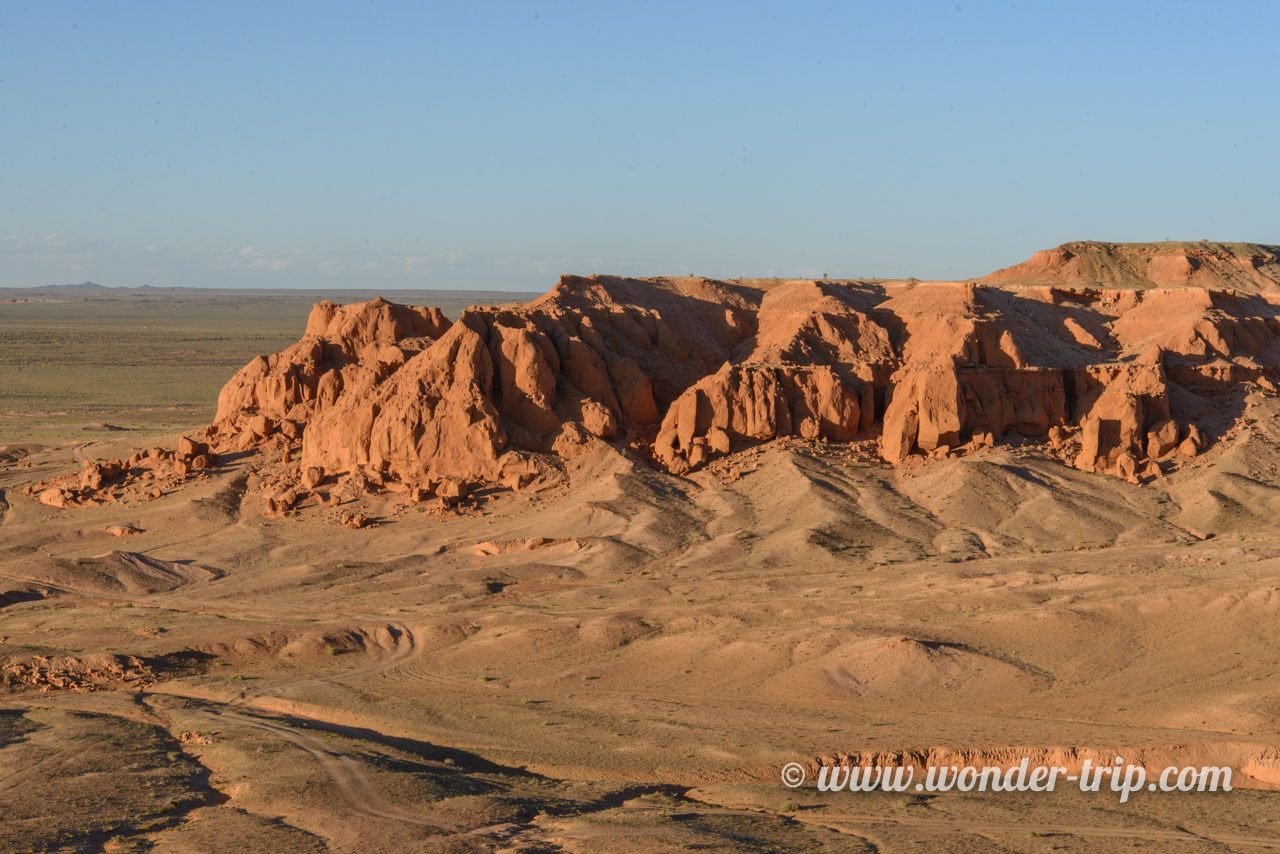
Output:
[759, 633, 1042, 702]
[0, 444, 42, 465]
[821, 635, 1036, 698]
[897, 457, 1179, 552]
[35, 551, 223, 595]
[197, 623, 415, 662]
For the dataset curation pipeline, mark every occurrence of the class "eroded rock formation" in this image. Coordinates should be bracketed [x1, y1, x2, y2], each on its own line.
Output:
[208, 275, 758, 488]
[30, 243, 1280, 510]
[982, 240, 1280, 291]
[24, 442, 210, 508]
[198, 260, 1280, 490]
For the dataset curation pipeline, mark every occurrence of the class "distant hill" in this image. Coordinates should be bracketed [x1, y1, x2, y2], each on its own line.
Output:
[980, 241, 1280, 291]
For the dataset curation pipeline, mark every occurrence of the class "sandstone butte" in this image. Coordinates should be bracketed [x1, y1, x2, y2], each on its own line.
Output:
[26, 241, 1280, 508]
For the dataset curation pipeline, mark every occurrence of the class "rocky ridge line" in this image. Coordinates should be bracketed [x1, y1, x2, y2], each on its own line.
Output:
[30, 258, 1280, 511]
[204, 274, 1272, 488]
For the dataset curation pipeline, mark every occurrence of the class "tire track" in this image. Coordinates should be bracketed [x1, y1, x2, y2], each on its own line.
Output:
[187, 703, 464, 833]
[809, 813, 1280, 849]
[227, 621, 420, 707]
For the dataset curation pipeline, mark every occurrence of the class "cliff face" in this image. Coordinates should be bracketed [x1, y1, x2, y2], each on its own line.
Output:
[203, 268, 1280, 490]
[981, 241, 1280, 291]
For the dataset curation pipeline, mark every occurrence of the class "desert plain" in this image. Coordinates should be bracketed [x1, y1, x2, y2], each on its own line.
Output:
[5, 242, 1280, 852]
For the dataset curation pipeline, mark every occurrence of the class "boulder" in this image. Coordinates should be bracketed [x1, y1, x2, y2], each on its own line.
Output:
[189, 453, 215, 471]
[177, 437, 208, 460]
[1146, 419, 1180, 459]
[437, 478, 470, 506]
[37, 487, 71, 508]
[340, 511, 370, 529]
[1180, 424, 1206, 457]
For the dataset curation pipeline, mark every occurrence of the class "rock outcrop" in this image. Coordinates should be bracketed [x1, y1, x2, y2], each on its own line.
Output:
[654, 280, 892, 473]
[195, 269, 1280, 489]
[982, 241, 1280, 292]
[32, 244, 1280, 510]
[208, 276, 758, 487]
[1, 653, 154, 692]
[211, 296, 451, 450]
[23, 441, 213, 508]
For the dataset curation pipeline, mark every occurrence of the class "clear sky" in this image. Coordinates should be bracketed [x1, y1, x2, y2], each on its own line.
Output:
[3, 1, 1278, 289]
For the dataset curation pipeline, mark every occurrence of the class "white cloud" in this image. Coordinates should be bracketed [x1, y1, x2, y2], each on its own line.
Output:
[0, 232, 580, 289]
[246, 256, 297, 272]
[398, 255, 431, 273]
[1, 233, 74, 251]
[221, 245, 301, 272]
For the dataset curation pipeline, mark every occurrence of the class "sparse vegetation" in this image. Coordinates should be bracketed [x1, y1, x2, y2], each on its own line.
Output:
[0, 287, 502, 441]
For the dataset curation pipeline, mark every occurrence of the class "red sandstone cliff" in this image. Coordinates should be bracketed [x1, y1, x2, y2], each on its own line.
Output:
[201, 264, 1280, 491]
[30, 244, 1280, 510]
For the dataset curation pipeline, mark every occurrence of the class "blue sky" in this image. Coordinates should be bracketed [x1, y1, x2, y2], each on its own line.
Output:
[2, 1, 1278, 289]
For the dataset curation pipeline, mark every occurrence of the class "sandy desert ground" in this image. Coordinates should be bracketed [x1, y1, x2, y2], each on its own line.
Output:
[6, 244, 1280, 852]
